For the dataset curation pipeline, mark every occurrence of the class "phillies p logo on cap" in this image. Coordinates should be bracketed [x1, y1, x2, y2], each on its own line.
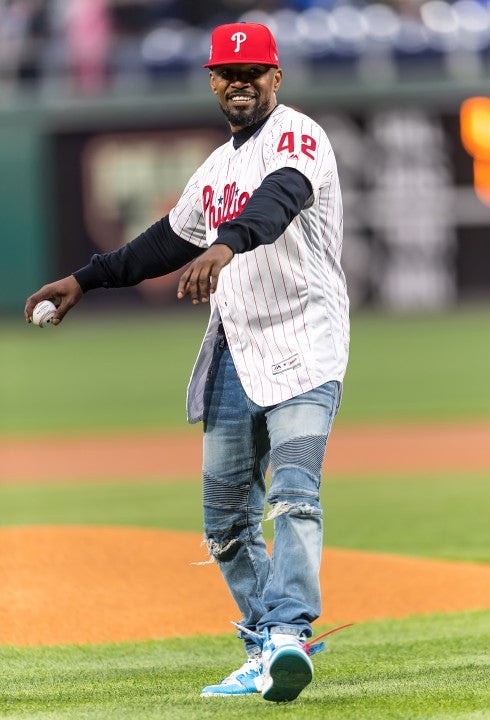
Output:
[231, 31, 247, 53]
[204, 22, 280, 68]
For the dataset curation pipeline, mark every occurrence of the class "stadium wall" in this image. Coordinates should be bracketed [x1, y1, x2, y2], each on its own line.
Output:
[1, 75, 489, 315]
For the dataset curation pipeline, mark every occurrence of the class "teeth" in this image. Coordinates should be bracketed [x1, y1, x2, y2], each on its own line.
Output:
[231, 96, 252, 101]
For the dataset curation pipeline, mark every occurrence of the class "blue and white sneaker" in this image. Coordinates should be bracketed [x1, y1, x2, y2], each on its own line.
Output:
[200, 656, 263, 697]
[261, 632, 314, 703]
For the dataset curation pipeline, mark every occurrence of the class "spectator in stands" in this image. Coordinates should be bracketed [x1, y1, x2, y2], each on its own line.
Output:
[65, 0, 112, 94]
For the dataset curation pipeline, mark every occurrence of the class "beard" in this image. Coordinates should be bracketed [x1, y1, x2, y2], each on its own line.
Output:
[220, 98, 271, 128]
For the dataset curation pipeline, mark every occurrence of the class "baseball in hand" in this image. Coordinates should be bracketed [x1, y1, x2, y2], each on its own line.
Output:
[32, 300, 57, 327]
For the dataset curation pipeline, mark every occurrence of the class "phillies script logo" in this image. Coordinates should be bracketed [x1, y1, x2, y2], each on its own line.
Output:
[203, 182, 251, 229]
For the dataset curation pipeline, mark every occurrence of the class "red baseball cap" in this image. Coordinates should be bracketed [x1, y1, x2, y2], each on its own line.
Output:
[203, 22, 280, 68]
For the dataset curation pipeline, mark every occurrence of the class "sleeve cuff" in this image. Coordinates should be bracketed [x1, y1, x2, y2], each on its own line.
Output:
[72, 262, 108, 292]
[214, 228, 249, 254]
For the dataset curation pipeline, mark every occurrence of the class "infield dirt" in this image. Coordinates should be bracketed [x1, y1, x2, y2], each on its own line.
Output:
[1, 525, 490, 647]
[2, 420, 490, 482]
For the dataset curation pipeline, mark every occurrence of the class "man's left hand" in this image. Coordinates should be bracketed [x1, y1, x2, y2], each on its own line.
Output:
[177, 244, 234, 304]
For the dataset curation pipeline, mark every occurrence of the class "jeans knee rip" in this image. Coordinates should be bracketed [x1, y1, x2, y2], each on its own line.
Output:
[266, 501, 319, 520]
[206, 536, 242, 562]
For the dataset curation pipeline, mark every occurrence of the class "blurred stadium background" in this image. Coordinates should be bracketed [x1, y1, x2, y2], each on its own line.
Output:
[0, 0, 489, 316]
[1, 12, 490, 707]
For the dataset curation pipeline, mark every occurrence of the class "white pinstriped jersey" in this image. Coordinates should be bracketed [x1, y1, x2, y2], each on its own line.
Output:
[169, 104, 349, 423]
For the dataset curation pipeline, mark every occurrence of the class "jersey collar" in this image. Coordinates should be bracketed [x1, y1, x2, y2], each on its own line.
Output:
[231, 106, 279, 149]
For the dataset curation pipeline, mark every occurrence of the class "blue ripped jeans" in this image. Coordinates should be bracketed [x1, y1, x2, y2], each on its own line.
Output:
[202, 325, 341, 657]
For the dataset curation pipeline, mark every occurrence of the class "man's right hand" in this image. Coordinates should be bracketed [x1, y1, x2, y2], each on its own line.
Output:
[24, 275, 83, 326]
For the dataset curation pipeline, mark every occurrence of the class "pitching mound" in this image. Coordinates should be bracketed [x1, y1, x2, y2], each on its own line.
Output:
[1, 526, 489, 647]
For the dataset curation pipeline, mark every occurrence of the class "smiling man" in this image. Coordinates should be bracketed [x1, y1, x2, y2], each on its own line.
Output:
[211, 62, 281, 129]
[206, 22, 281, 129]
[25, 22, 350, 703]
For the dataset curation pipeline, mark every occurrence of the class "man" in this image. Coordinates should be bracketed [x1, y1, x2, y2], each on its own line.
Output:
[25, 22, 350, 702]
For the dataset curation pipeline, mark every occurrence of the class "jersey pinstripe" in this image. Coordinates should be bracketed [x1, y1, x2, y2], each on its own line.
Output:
[169, 104, 349, 423]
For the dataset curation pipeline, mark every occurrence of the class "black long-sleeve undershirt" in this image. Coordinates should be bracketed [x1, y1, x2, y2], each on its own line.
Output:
[214, 167, 312, 255]
[73, 167, 312, 293]
[73, 216, 203, 291]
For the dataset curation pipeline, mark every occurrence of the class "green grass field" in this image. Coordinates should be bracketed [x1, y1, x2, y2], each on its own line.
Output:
[1, 307, 489, 718]
[1, 612, 489, 720]
[2, 305, 490, 435]
[1, 473, 489, 563]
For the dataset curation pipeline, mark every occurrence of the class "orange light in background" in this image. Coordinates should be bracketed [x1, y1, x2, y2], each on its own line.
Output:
[473, 159, 490, 205]
[460, 97, 490, 206]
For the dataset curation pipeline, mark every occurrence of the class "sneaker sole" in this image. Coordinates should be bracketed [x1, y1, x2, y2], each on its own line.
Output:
[201, 691, 257, 697]
[262, 647, 313, 703]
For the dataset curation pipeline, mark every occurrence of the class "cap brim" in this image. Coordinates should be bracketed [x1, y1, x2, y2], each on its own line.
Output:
[203, 60, 279, 68]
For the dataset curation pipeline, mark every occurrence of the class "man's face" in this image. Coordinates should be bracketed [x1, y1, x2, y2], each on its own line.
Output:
[209, 64, 282, 131]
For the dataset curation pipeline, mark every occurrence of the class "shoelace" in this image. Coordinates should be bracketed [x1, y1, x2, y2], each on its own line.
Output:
[231, 621, 353, 656]
[302, 623, 354, 656]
